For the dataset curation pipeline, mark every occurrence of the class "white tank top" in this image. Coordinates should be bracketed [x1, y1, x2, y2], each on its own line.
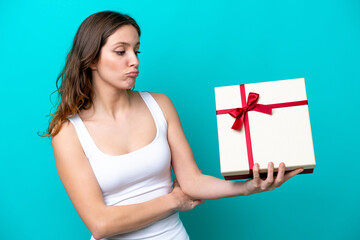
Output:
[67, 92, 189, 240]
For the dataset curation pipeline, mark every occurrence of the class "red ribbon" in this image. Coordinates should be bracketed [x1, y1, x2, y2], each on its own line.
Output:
[216, 84, 308, 173]
[216, 91, 272, 130]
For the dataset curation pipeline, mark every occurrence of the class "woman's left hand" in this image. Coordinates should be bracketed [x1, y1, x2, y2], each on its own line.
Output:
[244, 162, 304, 195]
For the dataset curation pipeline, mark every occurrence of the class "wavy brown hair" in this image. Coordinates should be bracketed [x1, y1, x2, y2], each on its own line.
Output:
[40, 11, 141, 138]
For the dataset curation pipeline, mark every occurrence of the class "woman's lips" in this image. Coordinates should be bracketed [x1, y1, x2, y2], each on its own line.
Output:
[127, 72, 139, 77]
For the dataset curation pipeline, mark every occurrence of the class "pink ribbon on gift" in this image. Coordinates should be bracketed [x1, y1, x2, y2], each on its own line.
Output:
[216, 84, 308, 173]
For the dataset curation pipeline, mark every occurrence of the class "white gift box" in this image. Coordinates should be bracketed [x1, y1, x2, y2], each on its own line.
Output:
[214, 78, 316, 180]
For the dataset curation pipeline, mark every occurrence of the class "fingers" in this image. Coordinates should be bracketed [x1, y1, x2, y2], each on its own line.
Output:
[263, 162, 274, 189]
[250, 162, 303, 194]
[274, 163, 304, 186]
[252, 162, 275, 191]
[274, 162, 285, 187]
[253, 163, 260, 182]
[252, 163, 261, 188]
[253, 162, 275, 187]
[284, 168, 304, 182]
[192, 199, 206, 207]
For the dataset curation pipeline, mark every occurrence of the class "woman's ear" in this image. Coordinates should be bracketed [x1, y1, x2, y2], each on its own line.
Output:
[89, 62, 97, 71]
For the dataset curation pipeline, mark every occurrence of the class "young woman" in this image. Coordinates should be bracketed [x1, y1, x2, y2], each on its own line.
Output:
[45, 11, 304, 240]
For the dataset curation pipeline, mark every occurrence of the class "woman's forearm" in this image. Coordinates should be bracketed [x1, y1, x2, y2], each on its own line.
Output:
[95, 193, 177, 239]
[180, 163, 303, 200]
[181, 174, 249, 200]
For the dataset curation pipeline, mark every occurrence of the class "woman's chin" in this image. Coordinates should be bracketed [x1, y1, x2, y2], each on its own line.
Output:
[121, 78, 136, 89]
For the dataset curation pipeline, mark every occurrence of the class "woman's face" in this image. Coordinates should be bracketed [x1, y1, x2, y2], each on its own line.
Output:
[92, 24, 140, 90]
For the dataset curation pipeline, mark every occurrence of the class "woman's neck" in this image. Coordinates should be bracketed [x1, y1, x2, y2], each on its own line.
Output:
[83, 87, 134, 121]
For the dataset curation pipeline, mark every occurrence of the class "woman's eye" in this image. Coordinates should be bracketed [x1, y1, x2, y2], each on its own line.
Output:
[115, 51, 125, 55]
[114, 50, 140, 56]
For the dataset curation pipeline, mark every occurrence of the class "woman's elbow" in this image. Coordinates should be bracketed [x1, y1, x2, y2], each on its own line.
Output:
[89, 217, 108, 240]
[180, 174, 205, 198]
[90, 214, 128, 239]
[181, 180, 199, 198]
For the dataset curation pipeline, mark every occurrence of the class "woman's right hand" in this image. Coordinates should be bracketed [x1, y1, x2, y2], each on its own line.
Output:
[170, 179, 205, 212]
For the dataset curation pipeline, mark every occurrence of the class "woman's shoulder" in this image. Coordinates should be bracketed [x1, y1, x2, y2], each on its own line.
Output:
[145, 91, 171, 102]
[140, 91, 178, 120]
[141, 91, 173, 107]
[51, 118, 77, 145]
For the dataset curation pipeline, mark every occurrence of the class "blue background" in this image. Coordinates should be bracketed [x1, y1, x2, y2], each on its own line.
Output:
[1, 0, 359, 239]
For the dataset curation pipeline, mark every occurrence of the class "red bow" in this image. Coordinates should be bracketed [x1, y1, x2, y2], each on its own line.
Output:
[216, 92, 272, 131]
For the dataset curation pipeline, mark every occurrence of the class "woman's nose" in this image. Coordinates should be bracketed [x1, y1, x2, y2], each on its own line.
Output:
[128, 52, 139, 67]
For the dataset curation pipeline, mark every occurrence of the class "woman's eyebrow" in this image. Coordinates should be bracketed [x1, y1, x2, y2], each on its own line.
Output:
[113, 41, 140, 47]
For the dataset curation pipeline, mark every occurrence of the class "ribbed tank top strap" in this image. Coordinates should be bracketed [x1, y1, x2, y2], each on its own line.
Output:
[67, 114, 96, 159]
[139, 92, 168, 133]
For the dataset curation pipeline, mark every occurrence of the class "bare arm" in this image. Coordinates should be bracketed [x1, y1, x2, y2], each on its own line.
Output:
[52, 121, 202, 240]
[152, 93, 304, 200]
